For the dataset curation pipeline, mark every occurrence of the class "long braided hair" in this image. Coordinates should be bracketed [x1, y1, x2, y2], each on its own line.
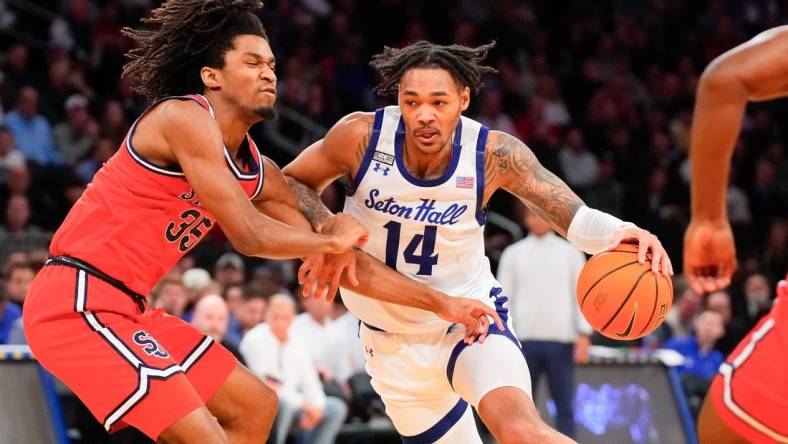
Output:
[122, 0, 266, 101]
[370, 41, 498, 97]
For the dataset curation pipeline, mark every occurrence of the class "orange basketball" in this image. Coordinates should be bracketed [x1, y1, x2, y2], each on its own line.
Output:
[577, 243, 673, 340]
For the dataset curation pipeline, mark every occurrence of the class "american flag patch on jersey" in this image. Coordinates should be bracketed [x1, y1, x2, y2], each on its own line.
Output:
[456, 176, 474, 188]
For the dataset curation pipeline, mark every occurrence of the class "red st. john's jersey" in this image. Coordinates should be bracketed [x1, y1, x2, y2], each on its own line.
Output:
[49, 94, 264, 295]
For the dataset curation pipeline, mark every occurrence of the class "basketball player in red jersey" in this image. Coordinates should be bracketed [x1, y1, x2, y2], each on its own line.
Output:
[684, 25, 788, 443]
[22, 1, 502, 442]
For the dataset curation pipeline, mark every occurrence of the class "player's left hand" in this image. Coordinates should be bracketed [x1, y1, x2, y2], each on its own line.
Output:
[436, 296, 504, 345]
[605, 226, 674, 276]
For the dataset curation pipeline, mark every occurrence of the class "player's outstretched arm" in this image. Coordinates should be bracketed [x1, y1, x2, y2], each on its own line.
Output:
[685, 25, 788, 293]
[283, 112, 375, 228]
[159, 101, 364, 259]
[486, 130, 672, 275]
[253, 155, 368, 293]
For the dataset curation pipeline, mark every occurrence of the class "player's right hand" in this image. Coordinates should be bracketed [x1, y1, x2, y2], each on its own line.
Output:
[436, 297, 504, 345]
[320, 213, 369, 254]
[683, 218, 737, 294]
[298, 250, 359, 301]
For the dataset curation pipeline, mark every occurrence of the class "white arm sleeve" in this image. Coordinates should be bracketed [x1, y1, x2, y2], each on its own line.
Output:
[566, 206, 635, 255]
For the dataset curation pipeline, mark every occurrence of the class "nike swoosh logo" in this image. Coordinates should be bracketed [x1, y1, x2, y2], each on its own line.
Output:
[616, 302, 638, 338]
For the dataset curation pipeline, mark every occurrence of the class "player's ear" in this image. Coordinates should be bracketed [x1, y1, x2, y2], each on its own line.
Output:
[200, 67, 221, 90]
[460, 86, 470, 112]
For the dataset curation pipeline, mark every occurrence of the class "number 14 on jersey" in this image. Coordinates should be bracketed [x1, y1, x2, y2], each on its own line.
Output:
[383, 221, 439, 276]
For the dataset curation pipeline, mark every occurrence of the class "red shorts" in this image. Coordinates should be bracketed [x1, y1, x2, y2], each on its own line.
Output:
[23, 263, 237, 439]
[707, 290, 788, 444]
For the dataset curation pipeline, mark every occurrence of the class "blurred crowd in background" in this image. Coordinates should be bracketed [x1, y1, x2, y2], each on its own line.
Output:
[0, 0, 787, 441]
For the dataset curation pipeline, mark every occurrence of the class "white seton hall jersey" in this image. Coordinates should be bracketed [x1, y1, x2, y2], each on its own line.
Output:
[341, 106, 502, 334]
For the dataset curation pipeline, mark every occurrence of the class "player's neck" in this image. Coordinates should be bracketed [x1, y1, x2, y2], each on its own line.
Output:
[401, 135, 454, 180]
[202, 92, 257, 154]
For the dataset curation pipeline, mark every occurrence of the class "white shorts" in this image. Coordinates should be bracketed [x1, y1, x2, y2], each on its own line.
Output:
[359, 291, 531, 443]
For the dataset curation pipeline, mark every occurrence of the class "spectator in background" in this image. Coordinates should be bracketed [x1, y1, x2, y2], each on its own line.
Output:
[224, 283, 244, 318]
[725, 172, 752, 227]
[763, 219, 788, 284]
[330, 298, 365, 381]
[99, 99, 128, 142]
[251, 261, 292, 296]
[214, 252, 245, 287]
[0, 163, 61, 232]
[0, 194, 50, 259]
[665, 310, 726, 380]
[291, 293, 351, 399]
[558, 128, 600, 192]
[3, 86, 61, 166]
[0, 125, 25, 181]
[496, 205, 591, 438]
[538, 75, 572, 129]
[237, 282, 268, 335]
[0, 279, 21, 344]
[2, 250, 28, 274]
[74, 137, 115, 183]
[663, 310, 725, 417]
[150, 273, 188, 318]
[706, 290, 749, 356]
[583, 159, 624, 217]
[191, 294, 244, 364]
[40, 56, 74, 123]
[665, 278, 703, 338]
[241, 294, 347, 444]
[475, 89, 517, 134]
[2, 194, 34, 232]
[6, 316, 26, 345]
[221, 283, 245, 348]
[0, 43, 34, 92]
[180, 267, 213, 313]
[739, 273, 772, 331]
[0, 163, 31, 199]
[749, 158, 787, 239]
[5, 262, 34, 307]
[53, 94, 99, 165]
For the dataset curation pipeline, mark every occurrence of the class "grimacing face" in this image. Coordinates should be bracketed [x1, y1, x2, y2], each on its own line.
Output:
[203, 34, 277, 120]
[397, 68, 470, 156]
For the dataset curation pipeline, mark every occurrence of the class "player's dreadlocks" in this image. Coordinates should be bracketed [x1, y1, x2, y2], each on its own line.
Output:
[122, 0, 266, 101]
[370, 41, 498, 97]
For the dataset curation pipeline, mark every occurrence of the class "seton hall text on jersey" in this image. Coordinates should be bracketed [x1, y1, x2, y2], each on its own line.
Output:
[364, 188, 467, 225]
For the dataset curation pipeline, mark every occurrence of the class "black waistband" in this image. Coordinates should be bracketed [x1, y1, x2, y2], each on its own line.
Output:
[45, 256, 147, 312]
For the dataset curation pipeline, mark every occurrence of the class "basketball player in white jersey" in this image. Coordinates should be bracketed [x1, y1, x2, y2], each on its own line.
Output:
[284, 41, 673, 444]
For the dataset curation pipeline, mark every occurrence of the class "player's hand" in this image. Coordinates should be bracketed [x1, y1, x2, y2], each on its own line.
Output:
[436, 296, 504, 345]
[299, 214, 365, 299]
[683, 219, 736, 294]
[605, 226, 674, 276]
[574, 335, 590, 364]
[322, 213, 368, 254]
[299, 402, 324, 430]
[298, 250, 359, 301]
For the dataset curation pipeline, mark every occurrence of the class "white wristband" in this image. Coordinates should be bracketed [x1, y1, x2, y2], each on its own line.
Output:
[567, 206, 635, 255]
